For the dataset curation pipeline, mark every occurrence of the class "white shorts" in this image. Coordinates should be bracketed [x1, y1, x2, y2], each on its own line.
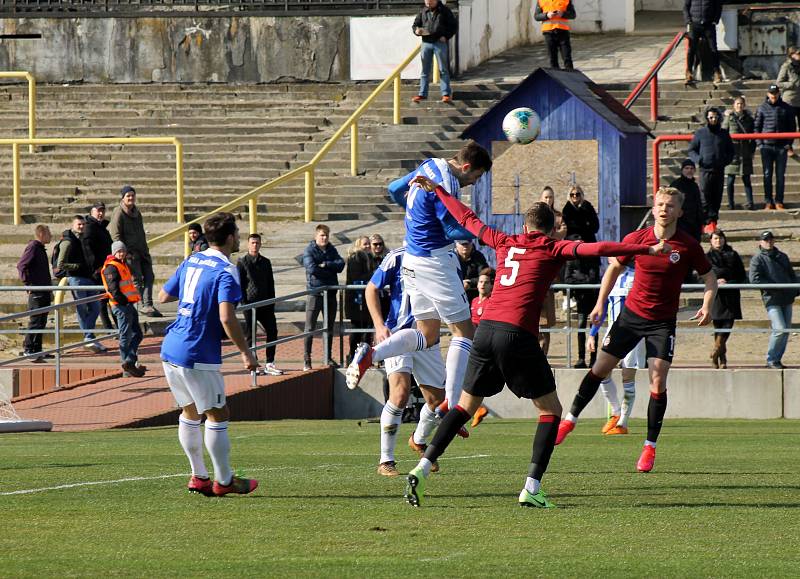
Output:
[163, 361, 226, 414]
[402, 249, 471, 325]
[602, 326, 646, 369]
[385, 345, 446, 389]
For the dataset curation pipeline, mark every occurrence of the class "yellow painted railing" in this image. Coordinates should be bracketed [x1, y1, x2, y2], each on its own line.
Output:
[3, 137, 185, 248]
[0, 72, 36, 154]
[148, 44, 423, 250]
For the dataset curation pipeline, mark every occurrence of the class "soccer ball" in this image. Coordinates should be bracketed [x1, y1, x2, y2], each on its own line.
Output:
[502, 107, 541, 145]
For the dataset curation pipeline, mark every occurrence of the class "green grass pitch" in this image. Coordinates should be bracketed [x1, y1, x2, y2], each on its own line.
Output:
[2, 419, 799, 577]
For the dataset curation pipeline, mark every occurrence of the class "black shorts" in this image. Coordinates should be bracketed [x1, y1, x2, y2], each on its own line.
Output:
[602, 307, 677, 363]
[463, 320, 557, 400]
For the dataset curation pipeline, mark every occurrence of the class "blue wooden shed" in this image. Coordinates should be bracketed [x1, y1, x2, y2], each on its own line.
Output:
[462, 68, 650, 263]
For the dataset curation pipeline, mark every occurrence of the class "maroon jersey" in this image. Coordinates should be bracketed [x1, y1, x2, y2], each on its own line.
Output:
[617, 227, 711, 321]
[471, 295, 490, 326]
[432, 186, 655, 336]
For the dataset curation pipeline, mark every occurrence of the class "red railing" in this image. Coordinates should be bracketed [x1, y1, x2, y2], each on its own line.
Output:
[623, 31, 686, 122]
[651, 133, 800, 196]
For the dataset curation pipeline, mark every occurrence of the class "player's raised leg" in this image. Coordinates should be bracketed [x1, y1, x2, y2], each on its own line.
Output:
[519, 391, 561, 508]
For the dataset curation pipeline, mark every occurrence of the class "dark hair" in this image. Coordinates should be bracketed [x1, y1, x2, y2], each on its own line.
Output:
[478, 266, 495, 280]
[72, 214, 85, 222]
[187, 223, 202, 234]
[34, 224, 50, 237]
[524, 202, 555, 233]
[203, 212, 238, 246]
[455, 140, 493, 172]
[248, 233, 262, 241]
[710, 229, 726, 241]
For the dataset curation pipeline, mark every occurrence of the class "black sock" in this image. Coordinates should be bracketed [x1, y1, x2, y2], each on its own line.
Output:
[424, 405, 470, 463]
[647, 390, 668, 442]
[569, 370, 603, 418]
[528, 414, 560, 481]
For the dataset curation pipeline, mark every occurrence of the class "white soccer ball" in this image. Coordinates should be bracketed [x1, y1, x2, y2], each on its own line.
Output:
[502, 107, 541, 145]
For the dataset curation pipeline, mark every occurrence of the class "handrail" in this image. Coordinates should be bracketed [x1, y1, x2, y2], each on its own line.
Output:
[652, 132, 800, 195]
[148, 44, 422, 249]
[0, 72, 35, 153]
[3, 138, 185, 249]
[623, 31, 686, 123]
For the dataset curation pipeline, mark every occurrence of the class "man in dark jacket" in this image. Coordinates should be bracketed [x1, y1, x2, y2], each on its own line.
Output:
[671, 159, 705, 241]
[188, 223, 209, 254]
[412, 0, 458, 103]
[562, 185, 599, 243]
[683, 0, 723, 84]
[687, 107, 734, 233]
[84, 201, 115, 331]
[17, 224, 53, 361]
[534, 0, 577, 70]
[749, 230, 798, 369]
[754, 85, 797, 210]
[56, 215, 105, 353]
[302, 224, 345, 369]
[237, 233, 283, 376]
[454, 239, 488, 304]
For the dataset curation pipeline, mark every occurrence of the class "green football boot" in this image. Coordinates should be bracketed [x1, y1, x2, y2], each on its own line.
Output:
[518, 488, 556, 508]
[404, 466, 427, 507]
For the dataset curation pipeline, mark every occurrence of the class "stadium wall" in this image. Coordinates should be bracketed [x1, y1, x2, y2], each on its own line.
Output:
[336, 368, 800, 419]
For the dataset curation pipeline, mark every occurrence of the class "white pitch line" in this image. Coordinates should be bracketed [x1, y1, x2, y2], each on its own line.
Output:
[437, 454, 490, 461]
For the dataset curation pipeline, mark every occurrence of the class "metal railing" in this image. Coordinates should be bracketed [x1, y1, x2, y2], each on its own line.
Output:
[148, 44, 425, 251]
[652, 132, 800, 195]
[0, 72, 36, 153]
[623, 31, 686, 123]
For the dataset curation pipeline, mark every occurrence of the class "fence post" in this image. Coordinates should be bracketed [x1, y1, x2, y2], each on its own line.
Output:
[175, 140, 187, 258]
[27, 74, 35, 154]
[249, 197, 258, 235]
[393, 76, 401, 125]
[339, 288, 345, 365]
[650, 74, 658, 122]
[304, 167, 315, 223]
[12, 143, 21, 226]
[351, 122, 358, 177]
[322, 289, 329, 368]
[54, 310, 61, 389]
[565, 287, 573, 368]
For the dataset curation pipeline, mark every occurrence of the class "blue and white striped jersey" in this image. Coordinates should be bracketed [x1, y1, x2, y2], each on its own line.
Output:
[404, 158, 462, 257]
[369, 247, 414, 332]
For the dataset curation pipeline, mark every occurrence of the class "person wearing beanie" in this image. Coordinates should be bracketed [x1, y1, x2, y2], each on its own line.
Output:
[687, 107, 735, 234]
[101, 241, 146, 377]
[670, 159, 704, 242]
[108, 184, 161, 317]
[187, 223, 208, 254]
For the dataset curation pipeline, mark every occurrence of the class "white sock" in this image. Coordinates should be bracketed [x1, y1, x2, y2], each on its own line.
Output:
[204, 420, 233, 486]
[524, 476, 541, 495]
[645, 440, 657, 448]
[418, 457, 434, 477]
[379, 402, 403, 464]
[618, 381, 636, 428]
[178, 416, 208, 478]
[373, 329, 427, 363]
[565, 412, 578, 423]
[444, 337, 472, 407]
[600, 377, 621, 416]
[413, 402, 439, 446]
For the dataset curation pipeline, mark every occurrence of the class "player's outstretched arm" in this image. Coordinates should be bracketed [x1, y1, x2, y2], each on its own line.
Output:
[365, 282, 390, 343]
[220, 301, 258, 371]
[691, 269, 718, 326]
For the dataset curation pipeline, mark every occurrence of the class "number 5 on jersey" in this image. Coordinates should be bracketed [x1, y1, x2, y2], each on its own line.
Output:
[500, 247, 526, 286]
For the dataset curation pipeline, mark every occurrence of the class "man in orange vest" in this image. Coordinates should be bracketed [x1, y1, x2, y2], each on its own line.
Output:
[102, 241, 146, 378]
[534, 0, 576, 70]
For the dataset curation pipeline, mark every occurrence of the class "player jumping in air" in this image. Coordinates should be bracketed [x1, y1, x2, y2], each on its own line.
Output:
[587, 264, 645, 435]
[366, 246, 446, 477]
[556, 187, 717, 473]
[346, 141, 493, 427]
[403, 175, 670, 508]
[159, 212, 259, 497]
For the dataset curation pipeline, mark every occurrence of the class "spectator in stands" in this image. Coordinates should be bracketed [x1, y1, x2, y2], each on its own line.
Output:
[412, 0, 458, 103]
[369, 234, 388, 263]
[538, 186, 565, 355]
[776, 46, 800, 156]
[561, 233, 600, 368]
[706, 230, 745, 369]
[237, 233, 283, 376]
[188, 223, 209, 254]
[687, 106, 734, 234]
[109, 185, 161, 317]
[84, 201, 115, 332]
[722, 97, 756, 210]
[562, 185, 599, 243]
[534, 0, 577, 71]
[101, 241, 145, 378]
[671, 159, 705, 242]
[683, 0, 723, 85]
[455, 238, 488, 304]
[749, 230, 798, 369]
[345, 236, 377, 364]
[755, 84, 797, 210]
[302, 224, 345, 370]
[17, 225, 53, 362]
[56, 215, 105, 353]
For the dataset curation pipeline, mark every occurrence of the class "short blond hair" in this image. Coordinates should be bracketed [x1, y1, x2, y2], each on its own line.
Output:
[655, 186, 684, 208]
